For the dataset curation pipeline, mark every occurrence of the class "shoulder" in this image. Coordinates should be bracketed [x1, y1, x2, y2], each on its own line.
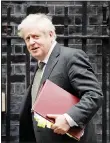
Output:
[60, 45, 89, 60]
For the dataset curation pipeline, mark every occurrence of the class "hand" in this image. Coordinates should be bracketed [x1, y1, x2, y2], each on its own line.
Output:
[47, 114, 70, 135]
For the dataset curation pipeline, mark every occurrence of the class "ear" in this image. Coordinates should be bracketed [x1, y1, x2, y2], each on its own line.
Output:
[49, 31, 54, 38]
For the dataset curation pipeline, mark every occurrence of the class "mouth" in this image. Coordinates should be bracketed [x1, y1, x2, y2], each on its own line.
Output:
[31, 47, 39, 52]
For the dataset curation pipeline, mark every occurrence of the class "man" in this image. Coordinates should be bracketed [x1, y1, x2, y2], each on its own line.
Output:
[18, 14, 103, 143]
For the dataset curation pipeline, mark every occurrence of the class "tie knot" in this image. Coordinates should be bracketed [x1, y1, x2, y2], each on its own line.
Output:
[38, 62, 45, 69]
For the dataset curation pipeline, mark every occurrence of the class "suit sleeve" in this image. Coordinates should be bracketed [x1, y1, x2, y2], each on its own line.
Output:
[66, 49, 103, 128]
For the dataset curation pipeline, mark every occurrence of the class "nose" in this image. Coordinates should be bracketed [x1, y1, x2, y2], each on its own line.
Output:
[29, 37, 35, 45]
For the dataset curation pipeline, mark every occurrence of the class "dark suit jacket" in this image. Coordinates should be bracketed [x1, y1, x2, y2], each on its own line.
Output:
[19, 43, 103, 143]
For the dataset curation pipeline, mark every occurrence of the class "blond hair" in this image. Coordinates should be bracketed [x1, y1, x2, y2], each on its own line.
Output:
[18, 13, 57, 40]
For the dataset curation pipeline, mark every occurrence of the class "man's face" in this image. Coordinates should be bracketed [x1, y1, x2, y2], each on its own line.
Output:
[23, 25, 54, 61]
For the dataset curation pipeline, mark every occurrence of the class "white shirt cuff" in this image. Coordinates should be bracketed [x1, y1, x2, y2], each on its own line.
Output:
[64, 113, 78, 127]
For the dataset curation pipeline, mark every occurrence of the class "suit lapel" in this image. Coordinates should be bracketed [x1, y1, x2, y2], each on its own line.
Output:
[40, 43, 61, 87]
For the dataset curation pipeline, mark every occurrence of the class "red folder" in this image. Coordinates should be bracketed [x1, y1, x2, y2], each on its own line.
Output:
[32, 79, 84, 141]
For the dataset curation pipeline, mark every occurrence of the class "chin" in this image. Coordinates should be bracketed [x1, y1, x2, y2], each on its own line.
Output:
[31, 54, 38, 59]
[31, 52, 43, 60]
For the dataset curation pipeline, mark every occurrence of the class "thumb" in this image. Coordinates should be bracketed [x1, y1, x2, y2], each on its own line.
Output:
[47, 114, 59, 119]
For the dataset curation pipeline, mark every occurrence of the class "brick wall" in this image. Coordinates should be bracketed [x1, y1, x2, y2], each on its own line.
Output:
[1, 1, 110, 143]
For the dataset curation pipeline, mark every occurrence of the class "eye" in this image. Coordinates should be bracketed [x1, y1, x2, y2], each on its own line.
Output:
[25, 36, 30, 41]
[33, 35, 39, 39]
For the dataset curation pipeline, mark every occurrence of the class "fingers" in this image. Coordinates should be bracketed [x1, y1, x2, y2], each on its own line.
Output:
[47, 114, 70, 135]
[51, 124, 66, 135]
[54, 128, 65, 135]
[51, 124, 56, 130]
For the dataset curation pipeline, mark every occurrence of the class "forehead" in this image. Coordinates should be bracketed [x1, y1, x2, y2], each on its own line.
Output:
[22, 25, 44, 38]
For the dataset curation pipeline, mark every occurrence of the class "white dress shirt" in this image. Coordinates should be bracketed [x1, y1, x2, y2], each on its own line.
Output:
[35, 40, 78, 127]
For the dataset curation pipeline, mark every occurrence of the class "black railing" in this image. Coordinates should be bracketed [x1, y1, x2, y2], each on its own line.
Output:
[102, 5, 108, 143]
[6, 6, 11, 143]
[1, 2, 110, 143]
[64, 6, 69, 47]
[82, 1, 87, 52]
[108, 2, 110, 143]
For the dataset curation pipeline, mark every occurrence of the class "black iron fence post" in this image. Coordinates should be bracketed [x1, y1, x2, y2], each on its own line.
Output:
[25, 8, 31, 89]
[64, 6, 68, 47]
[102, 4, 108, 143]
[6, 6, 11, 143]
[82, 1, 87, 52]
[108, 2, 110, 142]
